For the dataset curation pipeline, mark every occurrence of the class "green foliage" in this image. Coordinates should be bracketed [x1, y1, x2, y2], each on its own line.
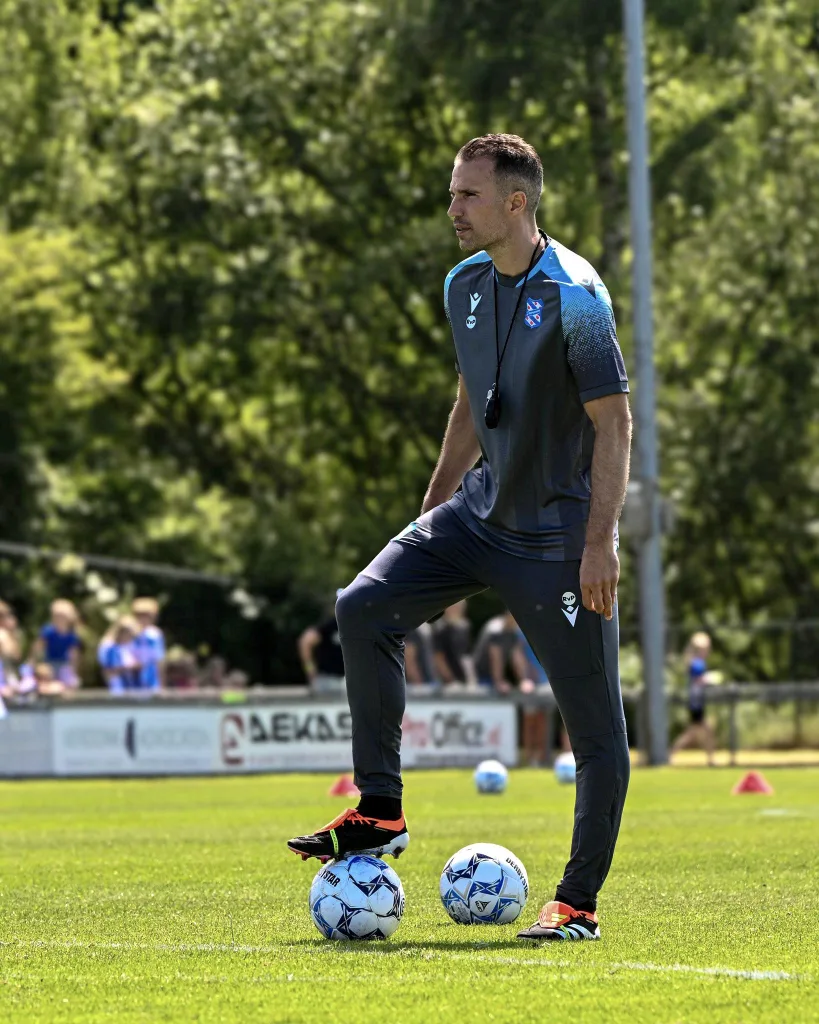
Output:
[0, 0, 817, 680]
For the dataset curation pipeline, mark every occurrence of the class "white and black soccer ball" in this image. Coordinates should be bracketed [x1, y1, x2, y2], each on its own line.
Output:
[309, 855, 405, 940]
[440, 843, 528, 925]
[474, 759, 508, 795]
[554, 751, 577, 785]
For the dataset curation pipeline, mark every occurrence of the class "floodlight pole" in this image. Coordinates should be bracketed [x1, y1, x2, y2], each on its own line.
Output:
[623, 0, 668, 764]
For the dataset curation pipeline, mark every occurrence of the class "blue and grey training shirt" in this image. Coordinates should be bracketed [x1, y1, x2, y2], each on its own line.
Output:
[444, 237, 629, 561]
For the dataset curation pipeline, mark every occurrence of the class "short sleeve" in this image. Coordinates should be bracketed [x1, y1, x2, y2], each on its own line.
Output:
[562, 284, 629, 404]
[444, 279, 460, 374]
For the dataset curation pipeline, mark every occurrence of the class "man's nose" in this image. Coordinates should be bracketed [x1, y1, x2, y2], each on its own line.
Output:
[447, 198, 460, 219]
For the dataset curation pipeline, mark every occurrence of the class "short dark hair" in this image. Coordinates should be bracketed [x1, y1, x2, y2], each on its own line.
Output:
[457, 134, 543, 214]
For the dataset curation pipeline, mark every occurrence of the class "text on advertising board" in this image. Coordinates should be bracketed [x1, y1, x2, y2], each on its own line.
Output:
[221, 709, 353, 767]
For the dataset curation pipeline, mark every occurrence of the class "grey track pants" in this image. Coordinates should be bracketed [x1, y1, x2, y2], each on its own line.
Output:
[335, 498, 630, 908]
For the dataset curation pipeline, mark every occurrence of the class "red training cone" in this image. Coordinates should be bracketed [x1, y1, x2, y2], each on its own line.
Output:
[328, 774, 360, 798]
[731, 771, 774, 795]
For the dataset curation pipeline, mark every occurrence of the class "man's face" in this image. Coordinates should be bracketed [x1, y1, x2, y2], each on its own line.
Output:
[448, 157, 511, 252]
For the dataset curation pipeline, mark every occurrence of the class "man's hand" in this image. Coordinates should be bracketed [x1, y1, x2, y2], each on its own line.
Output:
[580, 541, 620, 620]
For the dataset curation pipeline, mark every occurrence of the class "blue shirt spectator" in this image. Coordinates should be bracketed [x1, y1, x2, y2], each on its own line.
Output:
[31, 599, 81, 687]
[40, 623, 80, 664]
[98, 616, 141, 694]
[133, 625, 165, 690]
[131, 598, 166, 690]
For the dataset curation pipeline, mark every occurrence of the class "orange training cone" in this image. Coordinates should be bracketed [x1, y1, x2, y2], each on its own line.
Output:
[732, 771, 774, 795]
[328, 774, 360, 798]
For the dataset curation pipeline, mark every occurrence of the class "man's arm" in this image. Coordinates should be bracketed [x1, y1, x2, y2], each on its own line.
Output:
[487, 642, 512, 694]
[298, 627, 321, 682]
[433, 650, 455, 684]
[404, 639, 423, 684]
[421, 377, 481, 514]
[581, 393, 632, 620]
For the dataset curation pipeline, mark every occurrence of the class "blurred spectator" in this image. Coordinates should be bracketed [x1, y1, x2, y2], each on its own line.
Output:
[30, 599, 81, 688]
[131, 597, 166, 690]
[672, 631, 716, 766]
[223, 669, 249, 690]
[473, 611, 531, 694]
[299, 598, 345, 695]
[517, 630, 570, 765]
[33, 662, 66, 698]
[199, 655, 228, 690]
[165, 647, 199, 690]
[98, 615, 142, 694]
[0, 601, 22, 694]
[432, 601, 476, 687]
[518, 630, 548, 766]
[404, 622, 437, 685]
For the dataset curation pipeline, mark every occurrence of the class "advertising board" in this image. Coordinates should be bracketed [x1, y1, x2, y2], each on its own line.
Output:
[41, 700, 518, 776]
[51, 706, 217, 776]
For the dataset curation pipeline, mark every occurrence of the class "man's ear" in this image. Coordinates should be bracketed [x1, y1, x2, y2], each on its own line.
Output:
[509, 190, 528, 216]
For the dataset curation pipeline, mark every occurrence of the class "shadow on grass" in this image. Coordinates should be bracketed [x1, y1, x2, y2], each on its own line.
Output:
[284, 938, 536, 952]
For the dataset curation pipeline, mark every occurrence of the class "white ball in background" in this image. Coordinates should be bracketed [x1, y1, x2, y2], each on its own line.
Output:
[554, 751, 577, 784]
[474, 759, 509, 794]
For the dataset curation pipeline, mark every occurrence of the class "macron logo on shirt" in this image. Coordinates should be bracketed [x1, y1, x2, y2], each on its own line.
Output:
[469, 292, 482, 313]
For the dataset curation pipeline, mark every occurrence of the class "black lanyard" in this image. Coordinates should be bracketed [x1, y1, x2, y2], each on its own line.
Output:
[485, 231, 547, 429]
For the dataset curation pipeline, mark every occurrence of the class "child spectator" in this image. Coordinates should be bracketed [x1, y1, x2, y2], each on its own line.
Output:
[30, 599, 81, 688]
[131, 597, 166, 691]
[164, 647, 199, 690]
[98, 616, 141, 695]
[34, 662, 66, 698]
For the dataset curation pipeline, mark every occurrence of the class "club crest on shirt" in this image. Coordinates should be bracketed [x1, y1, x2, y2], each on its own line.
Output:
[524, 297, 543, 329]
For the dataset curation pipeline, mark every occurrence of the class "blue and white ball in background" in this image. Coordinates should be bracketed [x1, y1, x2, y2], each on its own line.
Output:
[440, 843, 529, 925]
[474, 759, 508, 794]
[554, 751, 577, 784]
[309, 855, 405, 940]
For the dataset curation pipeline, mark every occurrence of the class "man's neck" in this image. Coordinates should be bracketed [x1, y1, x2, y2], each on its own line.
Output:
[488, 225, 543, 276]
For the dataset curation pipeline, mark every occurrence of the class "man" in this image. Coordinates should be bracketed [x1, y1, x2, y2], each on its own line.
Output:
[298, 595, 346, 695]
[403, 622, 436, 686]
[473, 609, 528, 692]
[288, 134, 632, 943]
[431, 600, 476, 687]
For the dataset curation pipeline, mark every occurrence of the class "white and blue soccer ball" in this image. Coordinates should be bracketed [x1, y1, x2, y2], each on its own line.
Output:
[474, 759, 508, 795]
[440, 843, 528, 925]
[309, 855, 405, 940]
[554, 751, 577, 784]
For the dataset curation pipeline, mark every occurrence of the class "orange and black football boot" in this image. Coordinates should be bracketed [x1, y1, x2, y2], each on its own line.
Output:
[517, 900, 600, 941]
[287, 808, 410, 863]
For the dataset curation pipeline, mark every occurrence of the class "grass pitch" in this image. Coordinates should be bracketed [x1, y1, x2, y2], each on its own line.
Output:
[1, 767, 817, 1024]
